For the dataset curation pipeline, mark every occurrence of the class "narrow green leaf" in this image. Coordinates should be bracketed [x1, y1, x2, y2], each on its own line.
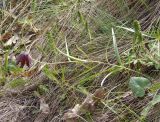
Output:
[116, 26, 152, 38]
[112, 28, 122, 65]
[31, 0, 37, 11]
[4, 51, 9, 72]
[133, 20, 143, 44]
[64, 36, 71, 61]
[149, 82, 160, 93]
[8, 78, 26, 88]
[141, 95, 160, 120]
[77, 85, 89, 95]
[85, 21, 92, 40]
[42, 65, 59, 84]
[77, 11, 85, 25]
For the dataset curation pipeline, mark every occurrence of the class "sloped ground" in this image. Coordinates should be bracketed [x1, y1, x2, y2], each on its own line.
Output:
[0, 0, 160, 122]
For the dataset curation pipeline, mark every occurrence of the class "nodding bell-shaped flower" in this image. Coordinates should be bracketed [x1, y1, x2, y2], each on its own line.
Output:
[16, 52, 32, 68]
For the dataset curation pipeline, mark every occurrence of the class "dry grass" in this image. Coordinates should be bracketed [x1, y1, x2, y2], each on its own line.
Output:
[0, 0, 160, 122]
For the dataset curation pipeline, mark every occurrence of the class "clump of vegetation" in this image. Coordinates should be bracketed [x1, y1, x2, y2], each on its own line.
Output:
[0, 0, 159, 122]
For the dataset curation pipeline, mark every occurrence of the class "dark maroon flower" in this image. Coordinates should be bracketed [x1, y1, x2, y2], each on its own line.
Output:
[16, 52, 32, 68]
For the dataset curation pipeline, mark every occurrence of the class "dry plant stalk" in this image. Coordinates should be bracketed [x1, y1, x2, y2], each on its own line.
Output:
[34, 97, 50, 122]
[63, 88, 106, 122]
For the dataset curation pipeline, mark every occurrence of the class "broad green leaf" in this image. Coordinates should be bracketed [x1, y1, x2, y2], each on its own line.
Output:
[129, 77, 151, 97]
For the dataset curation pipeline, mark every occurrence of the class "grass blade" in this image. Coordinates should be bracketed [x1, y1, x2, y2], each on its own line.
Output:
[112, 28, 122, 65]
[64, 36, 71, 61]
[116, 26, 152, 38]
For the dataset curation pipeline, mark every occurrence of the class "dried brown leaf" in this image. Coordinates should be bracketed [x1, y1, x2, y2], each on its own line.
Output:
[0, 32, 13, 42]
[93, 88, 106, 101]
[63, 88, 106, 121]
[4, 34, 19, 47]
[63, 104, 81, 120]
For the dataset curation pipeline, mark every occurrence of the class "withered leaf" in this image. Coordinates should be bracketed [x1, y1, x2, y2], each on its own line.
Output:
[4, 34, 19, 47]
[0, 32, 13, 42]
[40, 98, 50, 114]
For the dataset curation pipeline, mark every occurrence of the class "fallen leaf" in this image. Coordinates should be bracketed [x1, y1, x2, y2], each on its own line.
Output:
[4, 34, 19, 47]
[0, 32, 13, 42]
[122, 91, 132, 98]
[93, 88, 106, 101]
[63, 88, 106, 121]
[21, 67, 38, 77]
[40, 98, 50, 114]
[81, 93, 95, 112]
[63, 104, 80, 119]
[0, 49, 4, 55]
